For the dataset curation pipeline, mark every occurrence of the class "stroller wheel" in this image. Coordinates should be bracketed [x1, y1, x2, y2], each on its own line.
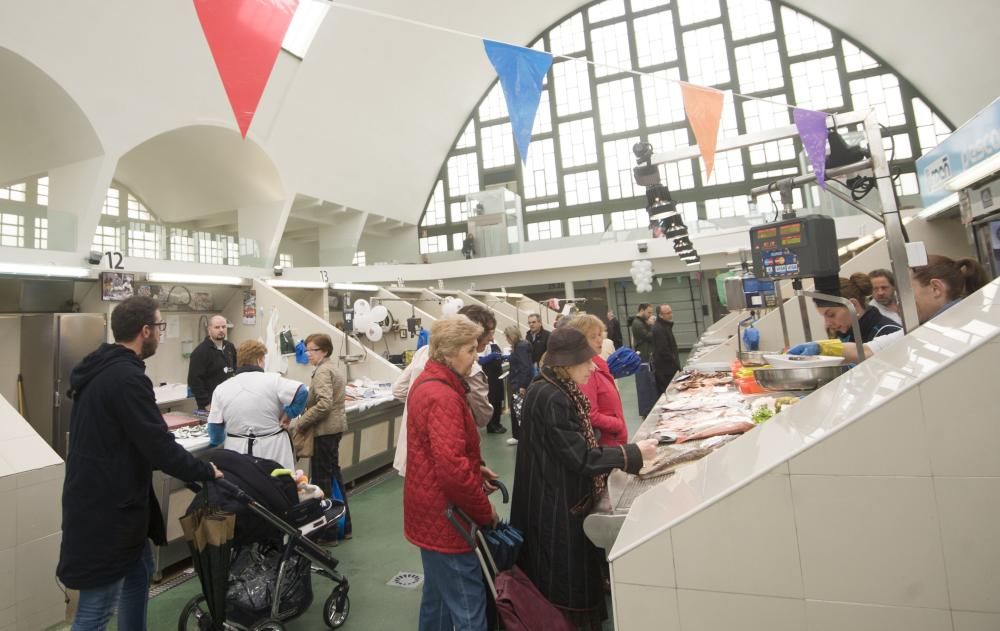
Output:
[323, 589, 350, 629]
[249, 620, 285, 631]
[177, 595, 214, 631]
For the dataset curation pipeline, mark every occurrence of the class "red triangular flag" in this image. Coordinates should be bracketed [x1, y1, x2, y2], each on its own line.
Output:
[194, 0, 299, 138]
[680, 84, 725, 179]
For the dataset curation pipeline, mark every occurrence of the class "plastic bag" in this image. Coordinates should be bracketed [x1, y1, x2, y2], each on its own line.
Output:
[294, 339, 309, 364]
[227, 543, 312, 623]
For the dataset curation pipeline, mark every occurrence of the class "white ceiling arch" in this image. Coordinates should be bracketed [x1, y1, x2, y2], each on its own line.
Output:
[0, 46, 103, 185]
[114, 125, 286, 224]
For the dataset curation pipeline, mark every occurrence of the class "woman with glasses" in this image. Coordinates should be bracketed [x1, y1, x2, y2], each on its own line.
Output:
[206, 340, 306, 470]
[291, 333, 351, 545]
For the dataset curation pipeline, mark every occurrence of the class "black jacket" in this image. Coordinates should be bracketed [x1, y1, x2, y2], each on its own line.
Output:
[58, 343, 215, 590]
[607, 317, 623, 349]
[526, 328, 550, 365]
[652, 318, 681, 391]
[481, 342, 505, 404]
[508, 340, 534, 391]
[511, 376, 641, 611]
[187, 336, 237, 408]
[838, 306, 902, 343]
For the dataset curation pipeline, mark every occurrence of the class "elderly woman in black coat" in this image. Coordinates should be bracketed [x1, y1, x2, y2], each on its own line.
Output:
[510, 327, 657, 629]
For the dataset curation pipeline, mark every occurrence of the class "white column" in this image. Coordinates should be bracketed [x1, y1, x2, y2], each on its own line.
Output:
[47, 153, 117, 255]
[237, 197, 294, 267]
[318, 210, 368, 266]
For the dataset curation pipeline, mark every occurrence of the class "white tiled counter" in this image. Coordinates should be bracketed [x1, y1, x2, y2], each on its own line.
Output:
[608, 280, 1000, 631]
[0, 396, 66, 631]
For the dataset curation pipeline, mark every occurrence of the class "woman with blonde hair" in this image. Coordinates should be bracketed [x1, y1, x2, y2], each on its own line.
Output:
[562, 315, 627, 446]
[207, 339, 307, 470]
[404, 315, 498, 630]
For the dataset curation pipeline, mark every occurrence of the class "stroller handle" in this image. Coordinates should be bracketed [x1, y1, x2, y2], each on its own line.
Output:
[215, 478, 254, 503]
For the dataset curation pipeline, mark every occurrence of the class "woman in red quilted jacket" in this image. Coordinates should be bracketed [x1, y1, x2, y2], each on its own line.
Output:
[562, 314, 627, 446]
[404, 315, 498, 631]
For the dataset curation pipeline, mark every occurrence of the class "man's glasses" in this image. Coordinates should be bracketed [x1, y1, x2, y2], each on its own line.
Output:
[149, 321, 167, 332]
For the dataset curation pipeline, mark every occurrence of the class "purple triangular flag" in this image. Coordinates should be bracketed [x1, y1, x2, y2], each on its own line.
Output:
[483, 40, 553, 164]
[793, 108, 829, 189]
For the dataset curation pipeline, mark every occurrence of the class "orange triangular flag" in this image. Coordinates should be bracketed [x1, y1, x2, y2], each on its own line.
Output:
[680, 84, 725, 179]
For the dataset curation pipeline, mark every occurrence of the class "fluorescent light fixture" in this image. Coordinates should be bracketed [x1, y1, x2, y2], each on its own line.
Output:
[282, 0, 330, 59]
[0, 263, 89, 278]
[331, 282, 379, 292]
[917, 193, 960, 220]
[944, 152, 1000, 192]
[266, 279, 328, 289]
[146, 272, 246, 285]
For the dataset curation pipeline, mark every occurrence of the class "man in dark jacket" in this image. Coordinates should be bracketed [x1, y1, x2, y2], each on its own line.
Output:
[58, 296, 221, 630]
[606, 310, 623, 349]
[525, 312, 550, 366]
[630, 304, 658, 419]
[652, 304, 681, 394]
[187, 314, 237, 410]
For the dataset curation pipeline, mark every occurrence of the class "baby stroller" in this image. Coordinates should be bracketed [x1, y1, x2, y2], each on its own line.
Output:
[178, 450, 351, 630]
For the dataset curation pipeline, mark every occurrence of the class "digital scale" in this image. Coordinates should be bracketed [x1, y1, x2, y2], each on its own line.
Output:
[749, 214, 839, 280]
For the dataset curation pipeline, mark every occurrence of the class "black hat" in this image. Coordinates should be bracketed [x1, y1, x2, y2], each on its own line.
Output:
[544, 327, 597, 367]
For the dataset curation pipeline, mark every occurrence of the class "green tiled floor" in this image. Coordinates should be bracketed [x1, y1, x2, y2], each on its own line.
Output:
[138, 375, 642, 630]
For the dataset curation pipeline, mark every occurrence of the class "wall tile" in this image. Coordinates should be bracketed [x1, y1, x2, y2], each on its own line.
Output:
[804, 599, 952, 631]
[673, 474, 803, 598]
[919, 343, 1000, 477]
[613, 583, 679, 631]
[953, 610, 1000, 631]
[677, 589, 805, 631]
[791, 475, 949, 608]
[14, 532, 61, 606]
[15, 478, 62, 545]
[0, 550, 14, 610]
[790, 389, 931, 476]
[613, 530, 674, 588]
[934, 477, 1000, 612]
[0, 438, 60, 475]
[0, 489, 15, 551]
[15, 464, 63, 489]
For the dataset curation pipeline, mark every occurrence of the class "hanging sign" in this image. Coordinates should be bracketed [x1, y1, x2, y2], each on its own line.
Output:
[483, 40, 553, 164]
[194, 0, 299, 138]
[680, 84, 725, 179]
[793, 107, 830, 189]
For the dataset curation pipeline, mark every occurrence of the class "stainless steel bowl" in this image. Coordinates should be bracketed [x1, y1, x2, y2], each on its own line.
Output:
[737, 351, 769, 367]
[753, 366, 850, 392]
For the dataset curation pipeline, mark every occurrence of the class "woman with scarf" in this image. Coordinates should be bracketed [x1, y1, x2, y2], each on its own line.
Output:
[510, 327, 657, 629]
[206, 339, 307, 470]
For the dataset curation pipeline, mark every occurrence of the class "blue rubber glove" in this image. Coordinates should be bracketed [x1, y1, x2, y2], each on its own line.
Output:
[742, 327, 760, 351]
[788, 342, 821, 356]
[477, 351, 501, 366]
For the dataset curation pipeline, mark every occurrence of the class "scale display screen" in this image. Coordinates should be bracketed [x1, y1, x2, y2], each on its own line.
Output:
[741, 277, 778, 307]
[749, 215, 839, 280]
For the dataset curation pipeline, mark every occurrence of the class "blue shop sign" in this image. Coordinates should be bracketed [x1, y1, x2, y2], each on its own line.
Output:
[917, 97, 1000, 206]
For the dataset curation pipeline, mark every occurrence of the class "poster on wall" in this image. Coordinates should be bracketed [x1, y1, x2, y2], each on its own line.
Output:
[100, 272, 134, 301]
[242, 290, 257, 325]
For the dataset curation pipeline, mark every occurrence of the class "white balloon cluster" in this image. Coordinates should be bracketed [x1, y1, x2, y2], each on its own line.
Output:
[440, 296, 465, 316]
[353, 299, 389, 342]
[630, 260, 655, 293]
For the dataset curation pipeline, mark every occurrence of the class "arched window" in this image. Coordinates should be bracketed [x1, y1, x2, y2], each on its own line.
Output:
[417, 0, 952, 253]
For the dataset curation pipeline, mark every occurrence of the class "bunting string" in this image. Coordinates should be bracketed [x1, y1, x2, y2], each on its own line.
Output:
[327, 2, 809, 113]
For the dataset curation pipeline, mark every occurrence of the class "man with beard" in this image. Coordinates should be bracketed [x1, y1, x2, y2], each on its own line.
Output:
[187, 314, 237, 410]
[868, 269, 902, 325]
[58, 296, 222, 630]
[651, 304, 681, 395]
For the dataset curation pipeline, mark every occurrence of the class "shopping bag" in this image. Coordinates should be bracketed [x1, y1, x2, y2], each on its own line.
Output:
[494, 565, 574, 631]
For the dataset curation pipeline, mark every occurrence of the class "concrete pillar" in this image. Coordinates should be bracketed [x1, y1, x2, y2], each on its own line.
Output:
[47, 154, 117, 255]
[237, 197, 294, 267]
[318, 209, 368, 266]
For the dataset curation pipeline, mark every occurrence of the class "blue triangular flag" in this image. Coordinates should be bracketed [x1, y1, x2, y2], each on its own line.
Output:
[483, 40, 553, 164]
